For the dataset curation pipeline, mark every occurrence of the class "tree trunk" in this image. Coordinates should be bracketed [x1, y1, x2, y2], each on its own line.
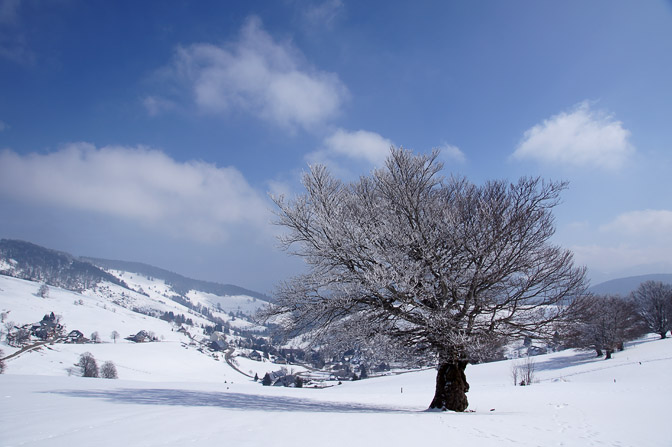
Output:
[429, 360, 469, 412]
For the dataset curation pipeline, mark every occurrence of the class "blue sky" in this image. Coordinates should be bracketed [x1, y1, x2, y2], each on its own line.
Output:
[1, 0, 671, 292]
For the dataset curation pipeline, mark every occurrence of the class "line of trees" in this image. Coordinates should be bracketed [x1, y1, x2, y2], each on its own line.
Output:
[564, 280, 671, 358]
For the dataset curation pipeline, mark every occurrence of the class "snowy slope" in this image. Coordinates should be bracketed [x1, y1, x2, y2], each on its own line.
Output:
[0, 274, 284, 382]
[2, 273, 671, 446]
[0, 275, 187, 345]
[1, 336, 670, 446]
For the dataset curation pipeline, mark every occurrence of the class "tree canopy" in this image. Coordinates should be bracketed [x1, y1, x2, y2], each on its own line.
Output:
[262, 148, 587, 411]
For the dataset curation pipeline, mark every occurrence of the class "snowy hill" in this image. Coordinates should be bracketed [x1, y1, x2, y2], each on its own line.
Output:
[1, 239, 671, 445]
[0, 239, 127, 291]
[0, 239, 272, 316]
[0, 274, 288, 380]
[1, 274, 671, 445]
[83, 256, 271, 302]
[2, 312, 670, 445]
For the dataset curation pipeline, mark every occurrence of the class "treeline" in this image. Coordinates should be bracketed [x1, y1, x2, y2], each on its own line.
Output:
[0, 239, 128, 292]
[562, 280, 672, 359]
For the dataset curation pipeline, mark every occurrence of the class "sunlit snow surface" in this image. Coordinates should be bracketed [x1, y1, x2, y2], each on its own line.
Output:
[1, 274, 671, 446]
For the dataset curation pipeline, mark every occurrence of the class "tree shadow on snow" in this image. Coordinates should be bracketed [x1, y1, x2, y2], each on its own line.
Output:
[532, 351, 602, 372]
[45, 388, 410, 414]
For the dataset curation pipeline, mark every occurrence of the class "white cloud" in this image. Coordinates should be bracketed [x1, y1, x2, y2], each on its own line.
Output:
[567, 209, 672, 282]
[0, 120, 8, 131]
[156, 16, 348, 131]
[0, 144, 270, 242]
[301, 0, 344, 28]
[572, 243, 670, 278]
[320, 128, 393, 165]
[438, 143, 466, 164]
[513, 101, 635, 170]
[600, 209, 672, 240]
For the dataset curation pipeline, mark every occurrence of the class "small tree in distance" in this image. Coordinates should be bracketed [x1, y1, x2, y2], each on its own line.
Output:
[100, 361, 118, 379]
[631, 281, 672, 339]
[261, 148, 588, 412]
[77, 352, 99, 378]
[111, 330, 120, 343]
[38, 284, 49, 298]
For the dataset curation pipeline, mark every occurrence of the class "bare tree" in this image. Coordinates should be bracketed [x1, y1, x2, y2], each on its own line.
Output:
[76, 352, 99, 377]
[90, 331, 101, 344]
[110, 330, 120, 343]
[566, 294, 645, 358]
[38, 284, 49, 298]
[631, 281, 672, 339]
[0, 348, 5, 374]
[100, 361, 118, 379]
[511, 356, 536, 386]
[261, 148, 587, 411]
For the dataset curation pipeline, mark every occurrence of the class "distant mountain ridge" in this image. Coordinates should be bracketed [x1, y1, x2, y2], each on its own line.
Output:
[83, 257, 271, 302]
[0, 239, 127, 292]
[589, 273, 672, 296]
[0, 238, 270, 301]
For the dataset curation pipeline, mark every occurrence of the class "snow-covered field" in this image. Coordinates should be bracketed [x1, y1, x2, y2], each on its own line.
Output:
[1, 274, 671, 446]
[2, 336, 671, 446]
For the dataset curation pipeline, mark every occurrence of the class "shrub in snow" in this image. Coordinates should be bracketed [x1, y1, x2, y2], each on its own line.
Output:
[100, 361, 118, 379]
[511, 356, 536, 386]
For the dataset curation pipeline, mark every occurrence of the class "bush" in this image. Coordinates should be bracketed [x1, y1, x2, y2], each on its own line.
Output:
[511, 356, 536, 386]
[100, 361, 118, 379]
[77, 352, 99, 377]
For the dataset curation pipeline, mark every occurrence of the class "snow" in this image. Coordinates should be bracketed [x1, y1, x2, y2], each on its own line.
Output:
[185, 289, 267, 316]
[1, 273, 671, 446]
[0, 275, 192, 344]
[231, 353, 308, 379]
